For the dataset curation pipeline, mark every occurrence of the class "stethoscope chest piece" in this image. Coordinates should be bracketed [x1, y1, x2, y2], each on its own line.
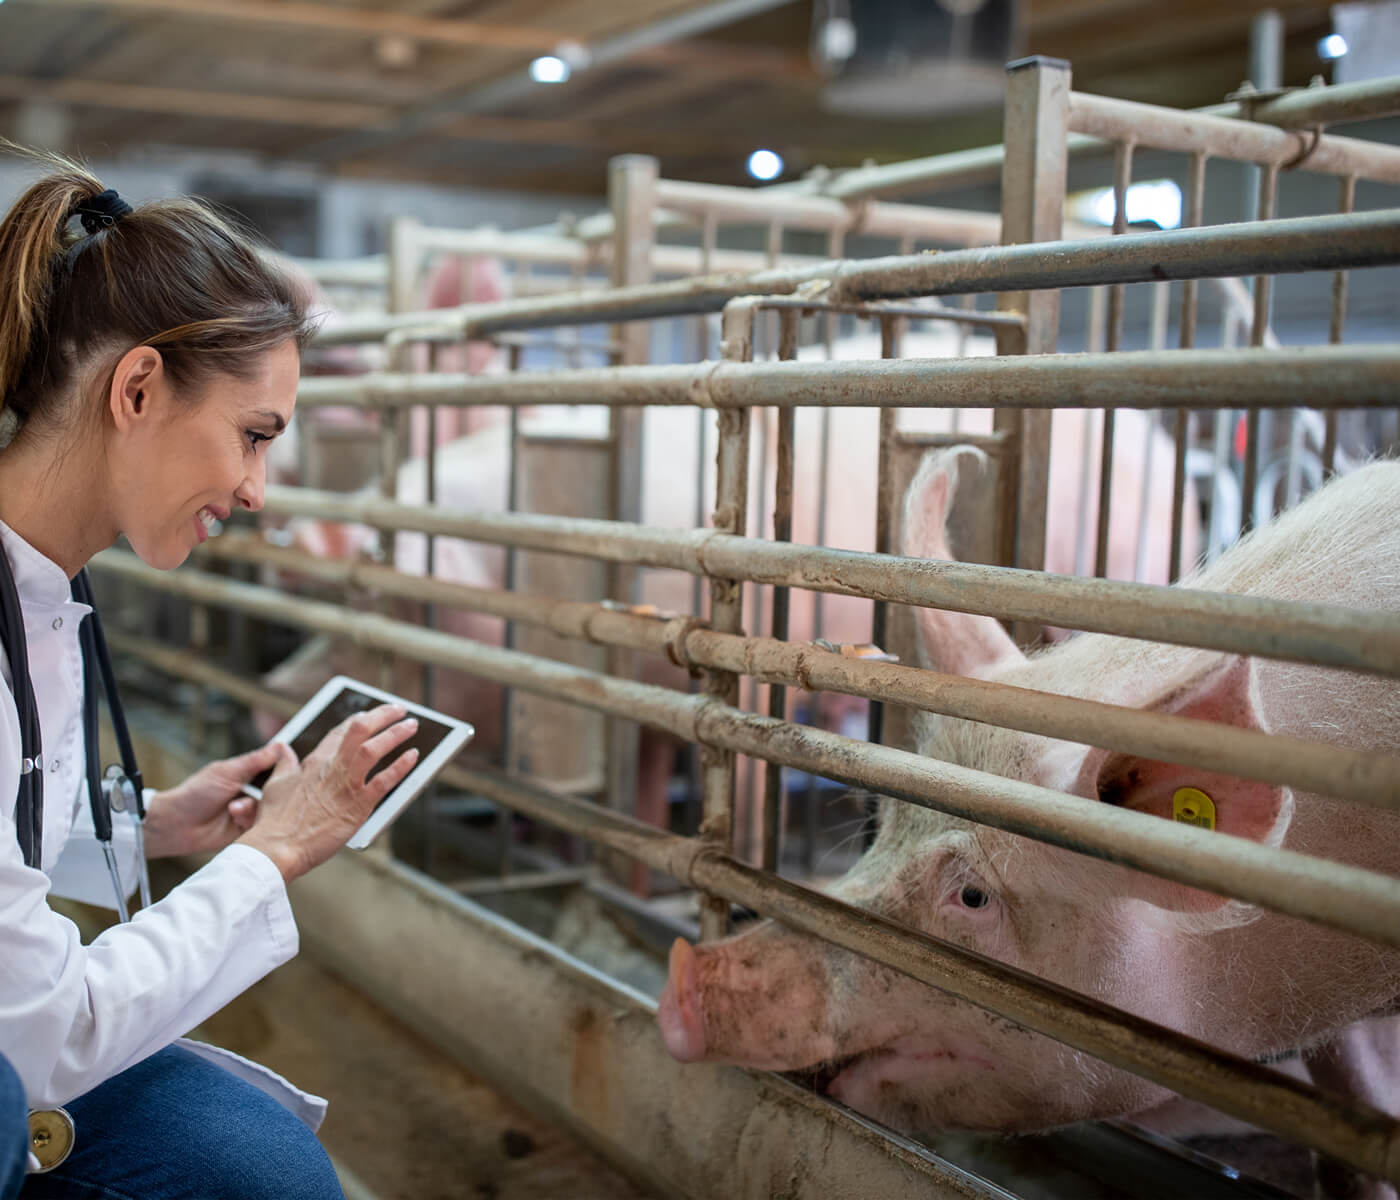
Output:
[27, 1106, 76, 1172]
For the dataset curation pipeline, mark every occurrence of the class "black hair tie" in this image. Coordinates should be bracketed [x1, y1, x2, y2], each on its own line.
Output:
[72, 189, 133, 236]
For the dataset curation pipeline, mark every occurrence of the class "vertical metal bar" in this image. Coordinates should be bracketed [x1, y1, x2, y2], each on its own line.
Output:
[1242, 162, 1278, 533]
[761, 309, 799, 875]
[1170, 151, 1207, 582]
[1243, 10, 1285, 230]
[1134, 281, 1170, 582]
[700, 299, 755, 942]
[1325, 175, 1357, 477]
[499, 343, 524, 880]
[864, 312, 902, 850]
[605, 155, 656, 834]
[1095, 138, 1133, 580]
[996, 56, 1069, 593]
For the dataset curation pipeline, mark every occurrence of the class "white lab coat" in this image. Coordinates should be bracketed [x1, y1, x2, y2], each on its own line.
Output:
[0, 520, 326, 1161]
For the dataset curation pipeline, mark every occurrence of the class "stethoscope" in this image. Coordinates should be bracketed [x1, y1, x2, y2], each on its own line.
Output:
[0, 547, 153, 1174]
[0, 548, 150, 922]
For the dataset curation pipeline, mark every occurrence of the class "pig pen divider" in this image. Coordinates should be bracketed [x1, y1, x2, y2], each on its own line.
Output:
[92, 564, 1400, 1186]
[105, 75, 1400, 1194]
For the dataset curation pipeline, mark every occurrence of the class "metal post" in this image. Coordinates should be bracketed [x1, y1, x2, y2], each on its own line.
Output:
[700, 298, 755, 941]
[1170, 151, 1208, 581]
[1325, 175, 1357, 476]
[1095, 138, 1134, 579]
[761, 309, 799, 875]
[605, 155, 657, 831]
[996, 57, 1070, 597]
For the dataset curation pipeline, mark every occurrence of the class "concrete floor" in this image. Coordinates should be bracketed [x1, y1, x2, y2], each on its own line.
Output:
[191, 950, 649, 1200]
[54, 877, 648, 1200]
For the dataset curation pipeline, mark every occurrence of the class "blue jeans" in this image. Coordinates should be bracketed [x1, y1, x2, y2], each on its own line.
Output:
[18, 1045, 343, 1200]
[1, 1053, 26, 1200]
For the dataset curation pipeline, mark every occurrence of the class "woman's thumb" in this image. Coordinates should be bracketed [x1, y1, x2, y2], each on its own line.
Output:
[268, 740, 300, 781]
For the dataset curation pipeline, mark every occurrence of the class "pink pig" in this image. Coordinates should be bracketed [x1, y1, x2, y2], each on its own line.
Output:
[658, 450, 1399, 1193]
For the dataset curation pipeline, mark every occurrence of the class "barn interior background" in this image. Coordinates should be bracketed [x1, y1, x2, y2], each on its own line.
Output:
[3, 1, 1400, 1198]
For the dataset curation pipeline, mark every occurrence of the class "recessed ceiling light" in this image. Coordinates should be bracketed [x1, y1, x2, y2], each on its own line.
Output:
[747, 149, 784, 181]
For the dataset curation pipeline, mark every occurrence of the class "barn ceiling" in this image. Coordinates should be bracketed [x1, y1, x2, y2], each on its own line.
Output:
[0, 0, 1339, 195]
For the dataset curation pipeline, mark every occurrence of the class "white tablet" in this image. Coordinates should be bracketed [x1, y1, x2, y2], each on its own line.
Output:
[243, 675, 474, 850]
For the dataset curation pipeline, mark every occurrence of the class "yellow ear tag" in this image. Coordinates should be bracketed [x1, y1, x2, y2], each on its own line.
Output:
[1172, 787, 1216, 831]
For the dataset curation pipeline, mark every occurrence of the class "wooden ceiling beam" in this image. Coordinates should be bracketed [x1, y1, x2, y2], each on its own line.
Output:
[0, 74, 390, 129]
[7, 0, 570, 53]
[3, 0, 813, 77]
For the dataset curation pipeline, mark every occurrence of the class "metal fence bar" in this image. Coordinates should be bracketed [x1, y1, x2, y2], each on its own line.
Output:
[1326, 175, 1359, 477]
[1242, 163, 1281, 534]
[292, 344, 1400, 413]
[653, 178, 1006, 244]
[305, 209, 1400, 347]
[761, 309, 800, 874]
[193, 532, 1400, 809]
[698, 299, 755, 940]
[92, 552, 1400, 953]
[766, 77, 1400, 205]
[252, 488, 1400, 677]
[1068, 91, 1400, 182]
[97, 630, 1400, 1186]
[1095, 138, 1133, 579]
[1170, 151, 1209, 582]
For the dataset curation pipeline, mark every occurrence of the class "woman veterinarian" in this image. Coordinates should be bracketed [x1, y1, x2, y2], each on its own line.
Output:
[0, 152, 421, 1200]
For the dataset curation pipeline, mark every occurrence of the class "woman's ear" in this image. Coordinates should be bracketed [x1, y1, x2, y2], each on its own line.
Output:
[108, 346, 165, 432]
[1072, 655, 1292, 912]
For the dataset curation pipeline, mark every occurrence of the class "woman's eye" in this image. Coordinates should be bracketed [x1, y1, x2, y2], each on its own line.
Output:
[247, 431, 272, 451]
[960, 885, 990, 909]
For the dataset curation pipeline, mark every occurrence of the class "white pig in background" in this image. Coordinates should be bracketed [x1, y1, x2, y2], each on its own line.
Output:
[658, 451, 1399, 1193]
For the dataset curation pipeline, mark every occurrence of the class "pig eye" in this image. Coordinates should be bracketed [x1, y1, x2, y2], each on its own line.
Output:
[959, 885, 990, 909]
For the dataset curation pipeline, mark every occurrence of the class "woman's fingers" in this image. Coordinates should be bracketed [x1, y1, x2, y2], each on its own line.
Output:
[227, 796, 257, 830]
[267, 741, 299, 783]
[352, 716, 418, 782]
[366, 746, 419, 803]
[228, 740, 286, 783]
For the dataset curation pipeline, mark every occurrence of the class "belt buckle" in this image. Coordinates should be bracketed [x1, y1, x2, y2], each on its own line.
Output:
[27, 1107, 76, 1172]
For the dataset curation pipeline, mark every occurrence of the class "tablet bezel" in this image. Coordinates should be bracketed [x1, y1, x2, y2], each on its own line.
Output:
[246, 674, 473, 850]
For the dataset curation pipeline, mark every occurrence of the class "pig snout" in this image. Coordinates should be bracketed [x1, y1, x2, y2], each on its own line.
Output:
[657, 929, 845, 1073]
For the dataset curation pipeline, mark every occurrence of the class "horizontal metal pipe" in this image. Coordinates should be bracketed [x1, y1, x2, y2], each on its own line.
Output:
[294, 345, 1400, 413]
[1202, 75, 1400, 130]
[794, 80, 1400, 203]
[93, 552, 1400, 952]
[198, 532, 1400, 811]
[1069, 92, 1400, 182]
[307, 209, 1400, 346]
[255, 485, 1400, 679]
[653, 178, 1006, 242]
[96, 628, 1400, 1186]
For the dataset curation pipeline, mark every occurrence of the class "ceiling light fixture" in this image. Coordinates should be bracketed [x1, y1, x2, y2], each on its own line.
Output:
[529, 55, 571, 84]
[747, 149, 784, 181]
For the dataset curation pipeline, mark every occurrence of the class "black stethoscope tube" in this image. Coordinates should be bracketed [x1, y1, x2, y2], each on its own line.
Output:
[0, 542, 44, 869]
[1, 546, 145, 915]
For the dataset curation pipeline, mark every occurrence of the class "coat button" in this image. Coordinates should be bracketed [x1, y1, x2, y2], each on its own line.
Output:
[51, 617, 63, 630]
[49, 758, 60, 773]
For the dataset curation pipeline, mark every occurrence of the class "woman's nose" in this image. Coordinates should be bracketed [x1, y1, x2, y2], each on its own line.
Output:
[235, 463, 266, 512]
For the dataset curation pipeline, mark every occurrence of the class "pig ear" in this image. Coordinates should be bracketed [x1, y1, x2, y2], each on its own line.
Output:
[901, 446, 1024, 679]
[1074, 655, 1292, 912]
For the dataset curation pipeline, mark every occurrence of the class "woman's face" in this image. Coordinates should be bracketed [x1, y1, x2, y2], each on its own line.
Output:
[119, 340, 299, 570]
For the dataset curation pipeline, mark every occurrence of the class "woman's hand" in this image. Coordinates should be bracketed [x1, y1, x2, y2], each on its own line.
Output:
[143, 742, 288, 859]
[235, 705, 420, 884]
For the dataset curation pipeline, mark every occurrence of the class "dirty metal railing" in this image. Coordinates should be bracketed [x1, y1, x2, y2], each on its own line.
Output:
[94, 551, 1400, 1185]
[103, 75, 1400, 1196]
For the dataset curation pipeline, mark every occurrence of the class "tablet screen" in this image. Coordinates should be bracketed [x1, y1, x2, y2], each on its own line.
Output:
[249, 686, 455, 810]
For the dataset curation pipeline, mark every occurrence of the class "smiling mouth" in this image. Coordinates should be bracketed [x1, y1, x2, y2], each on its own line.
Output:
[197, 506, 224, 535]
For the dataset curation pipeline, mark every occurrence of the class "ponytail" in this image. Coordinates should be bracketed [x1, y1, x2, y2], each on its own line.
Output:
[0, 142, 313, 445]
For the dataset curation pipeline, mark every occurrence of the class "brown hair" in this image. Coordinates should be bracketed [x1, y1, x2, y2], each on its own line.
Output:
[0, 144, 314, 440]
